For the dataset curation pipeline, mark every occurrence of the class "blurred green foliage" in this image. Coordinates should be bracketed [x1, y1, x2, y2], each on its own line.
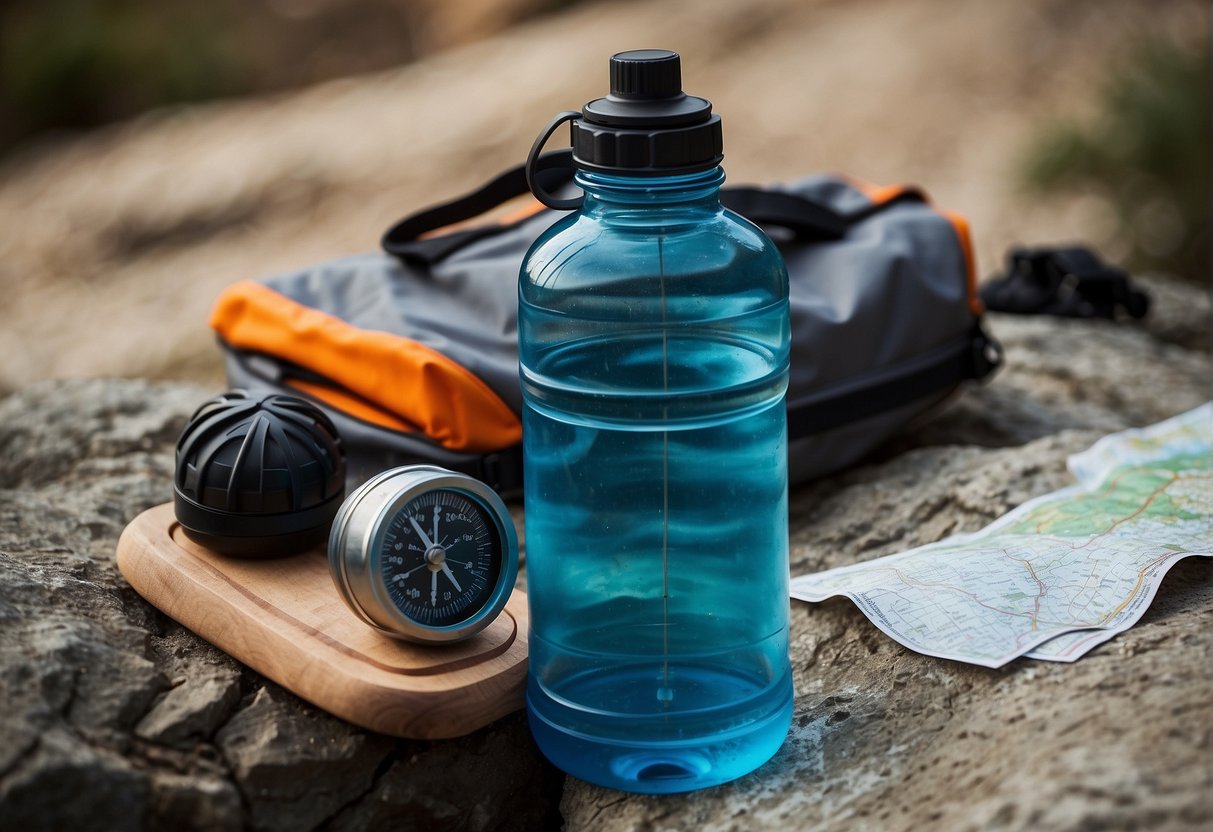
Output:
[0, 0, 246, 151]
[0, 0, 426, 156]
[1022, 38, 1210, 282]
[0, 0, 591, 157]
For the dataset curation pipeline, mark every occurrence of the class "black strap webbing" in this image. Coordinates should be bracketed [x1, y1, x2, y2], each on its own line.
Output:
[381, 152, 866, 266]
[381, 151, 574, 265]
[787, 324, 1002, 440]
[718, 187, 847, 242]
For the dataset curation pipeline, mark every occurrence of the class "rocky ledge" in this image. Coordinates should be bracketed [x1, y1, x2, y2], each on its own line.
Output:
[1, 281, 1210, 831]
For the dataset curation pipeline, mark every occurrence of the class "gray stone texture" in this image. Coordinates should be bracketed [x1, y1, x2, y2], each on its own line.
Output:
[0, 379, 563, 831]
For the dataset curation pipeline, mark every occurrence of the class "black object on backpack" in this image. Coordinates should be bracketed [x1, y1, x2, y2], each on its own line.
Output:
[981, 245, 1150, 320]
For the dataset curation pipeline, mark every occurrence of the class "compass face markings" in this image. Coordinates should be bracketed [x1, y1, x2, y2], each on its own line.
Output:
[378, 490, 502, 628]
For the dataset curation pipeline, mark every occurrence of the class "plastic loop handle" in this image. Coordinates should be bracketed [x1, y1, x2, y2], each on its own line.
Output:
[526, 111, 584, 211]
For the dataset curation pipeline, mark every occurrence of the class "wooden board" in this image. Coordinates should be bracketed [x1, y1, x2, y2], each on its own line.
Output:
[116, 503, 528, 739]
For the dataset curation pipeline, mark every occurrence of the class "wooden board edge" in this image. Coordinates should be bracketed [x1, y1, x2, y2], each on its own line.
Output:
[116, 505, 529, 739]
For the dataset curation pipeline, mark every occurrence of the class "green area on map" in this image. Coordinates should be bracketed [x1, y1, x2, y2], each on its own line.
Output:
[1001, 452, 1208, 538]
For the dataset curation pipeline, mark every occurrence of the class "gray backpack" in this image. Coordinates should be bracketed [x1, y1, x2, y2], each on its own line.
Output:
[212, 156, 1001, 494]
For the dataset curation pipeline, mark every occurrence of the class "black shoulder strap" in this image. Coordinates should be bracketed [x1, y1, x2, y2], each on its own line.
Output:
[381, 150, 575, 266]
[719, 187, 847, 242]
[381, 151, 852, 266]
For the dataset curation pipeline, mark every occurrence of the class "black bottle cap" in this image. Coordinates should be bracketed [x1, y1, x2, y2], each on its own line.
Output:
[610, 49, 682, 99]
[572, 49, 723, 174]
[173, 391, 346, 557]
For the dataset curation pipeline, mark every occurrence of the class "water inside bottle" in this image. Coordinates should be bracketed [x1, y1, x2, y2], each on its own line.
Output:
[522, 304, 793, 792]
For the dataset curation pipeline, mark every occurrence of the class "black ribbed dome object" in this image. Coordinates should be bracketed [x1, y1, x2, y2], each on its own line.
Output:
[174, 391, 346, 557]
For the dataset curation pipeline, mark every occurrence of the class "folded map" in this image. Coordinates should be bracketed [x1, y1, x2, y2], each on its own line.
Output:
[790, 403, 1212, 668]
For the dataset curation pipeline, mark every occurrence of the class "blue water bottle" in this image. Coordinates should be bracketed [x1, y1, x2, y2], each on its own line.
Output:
[519, 49, 792, 793]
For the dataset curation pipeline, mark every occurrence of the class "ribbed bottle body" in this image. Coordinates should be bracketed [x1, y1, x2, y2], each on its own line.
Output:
[519, 169, 792, 793]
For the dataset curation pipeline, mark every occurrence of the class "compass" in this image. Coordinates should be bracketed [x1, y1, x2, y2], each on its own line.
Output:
[328, 466, 519, 643]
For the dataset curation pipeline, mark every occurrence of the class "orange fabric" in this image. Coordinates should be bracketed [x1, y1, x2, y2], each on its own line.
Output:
[498, 198, 547, 225]
[419, 197, 547, 239]
[842, 174, 912, 206]
[861, 181, 915, 206]
[844, 174, 983, 316]
[936, 208, 984, 315]
[210, 281, 521, 452]
[284, 379, 419, 434]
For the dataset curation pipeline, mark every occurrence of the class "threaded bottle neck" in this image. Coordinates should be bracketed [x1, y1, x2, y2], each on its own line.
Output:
[576, 166, 725, 211]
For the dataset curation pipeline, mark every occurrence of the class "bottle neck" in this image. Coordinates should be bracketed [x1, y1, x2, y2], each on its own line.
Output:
[575, 166, 725, 214]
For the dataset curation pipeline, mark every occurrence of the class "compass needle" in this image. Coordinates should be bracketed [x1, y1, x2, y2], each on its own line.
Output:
[441, 563, 463, 593]
[409, 515, 434, 549]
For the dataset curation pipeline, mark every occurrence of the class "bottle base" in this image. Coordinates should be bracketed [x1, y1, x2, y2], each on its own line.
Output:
[526, 669, 793, 794]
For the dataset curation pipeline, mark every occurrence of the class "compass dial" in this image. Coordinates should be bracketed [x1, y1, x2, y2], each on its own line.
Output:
[328, 466, 518, 643]
[380, 490, 503, 628]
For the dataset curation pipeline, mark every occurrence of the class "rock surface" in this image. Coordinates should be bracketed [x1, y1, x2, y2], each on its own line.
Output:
[0, 379, 562, 831]
[1, 287, 1210, 830]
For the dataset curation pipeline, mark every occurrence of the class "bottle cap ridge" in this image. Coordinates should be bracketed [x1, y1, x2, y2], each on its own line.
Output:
[609, 49, 683, 99]
[574, 48, 723, 175]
